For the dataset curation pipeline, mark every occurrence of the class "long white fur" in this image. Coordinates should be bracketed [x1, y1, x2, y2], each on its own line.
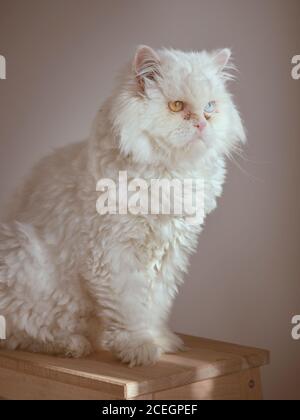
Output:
[0, 46, 245, 366]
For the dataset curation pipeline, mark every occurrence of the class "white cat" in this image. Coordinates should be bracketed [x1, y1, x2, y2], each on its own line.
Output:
[0, 46, 245, 366]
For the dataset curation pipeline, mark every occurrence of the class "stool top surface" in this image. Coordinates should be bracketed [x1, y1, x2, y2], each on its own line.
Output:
[0, 334, 270, 399]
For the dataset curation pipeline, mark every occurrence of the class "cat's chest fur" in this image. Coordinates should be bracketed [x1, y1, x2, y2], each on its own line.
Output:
[86, 146, 226, 284]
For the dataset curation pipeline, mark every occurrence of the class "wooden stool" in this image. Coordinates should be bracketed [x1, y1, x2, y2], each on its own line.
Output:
[0, 334, 269, 400]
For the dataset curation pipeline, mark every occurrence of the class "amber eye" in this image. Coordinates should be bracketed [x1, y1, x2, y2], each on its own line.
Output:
[168, 100, 184, 112]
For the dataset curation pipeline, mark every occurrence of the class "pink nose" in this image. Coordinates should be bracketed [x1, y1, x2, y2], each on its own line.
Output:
[194, 121, 207, 132]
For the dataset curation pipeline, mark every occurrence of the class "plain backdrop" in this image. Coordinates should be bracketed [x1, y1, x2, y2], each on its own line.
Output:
[0, 0, 300, 400]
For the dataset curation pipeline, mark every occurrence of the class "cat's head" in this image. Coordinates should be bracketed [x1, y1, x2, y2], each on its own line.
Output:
[109, 45, 246, 166]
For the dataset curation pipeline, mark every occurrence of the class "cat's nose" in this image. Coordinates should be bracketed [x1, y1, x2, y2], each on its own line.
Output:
[194, 120, 207, 132]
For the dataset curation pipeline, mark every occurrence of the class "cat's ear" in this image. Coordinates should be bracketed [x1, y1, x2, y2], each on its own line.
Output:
[212, 48, 232, 72]
[133, 45, 161, 91]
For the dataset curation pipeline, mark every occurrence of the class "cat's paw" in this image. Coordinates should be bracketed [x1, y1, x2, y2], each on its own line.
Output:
[101, 329, 162, 367]
[118, 339, 162, 368]
[62, 334, 93, 358]
[156, 330, 187, 353]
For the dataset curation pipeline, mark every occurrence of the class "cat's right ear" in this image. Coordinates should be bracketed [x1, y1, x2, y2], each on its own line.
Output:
[212, 48, 232, 73]
[133, 45, 161, 92]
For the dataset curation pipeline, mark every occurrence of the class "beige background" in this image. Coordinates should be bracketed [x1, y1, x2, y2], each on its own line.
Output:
[0, 0, 299, 400]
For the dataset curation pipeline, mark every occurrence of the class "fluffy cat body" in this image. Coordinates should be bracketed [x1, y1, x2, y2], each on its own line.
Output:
[0, 46, 245, 366]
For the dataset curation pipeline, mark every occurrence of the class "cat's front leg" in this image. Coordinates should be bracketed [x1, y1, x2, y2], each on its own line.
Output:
[101, 321, 185, 367]
[89, 266, 181, 366]
[101, 326, 162, 367]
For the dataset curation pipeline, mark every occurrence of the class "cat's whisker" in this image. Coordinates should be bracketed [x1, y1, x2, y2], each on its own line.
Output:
[227, 149, 265, 183]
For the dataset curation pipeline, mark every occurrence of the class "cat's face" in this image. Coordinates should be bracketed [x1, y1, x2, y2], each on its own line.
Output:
[111, 46, 246, 165]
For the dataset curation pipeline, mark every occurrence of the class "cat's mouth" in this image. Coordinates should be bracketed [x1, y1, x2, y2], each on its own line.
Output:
[168, 127, 206, 149]
[189, 129, 205, 143]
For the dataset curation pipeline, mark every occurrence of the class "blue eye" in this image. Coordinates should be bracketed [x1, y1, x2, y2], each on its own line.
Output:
[204, 101, 216, 113]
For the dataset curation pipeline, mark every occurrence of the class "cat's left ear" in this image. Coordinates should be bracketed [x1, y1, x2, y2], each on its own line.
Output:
[133, 45, 161, 91]
[212, 48, 232, 72]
